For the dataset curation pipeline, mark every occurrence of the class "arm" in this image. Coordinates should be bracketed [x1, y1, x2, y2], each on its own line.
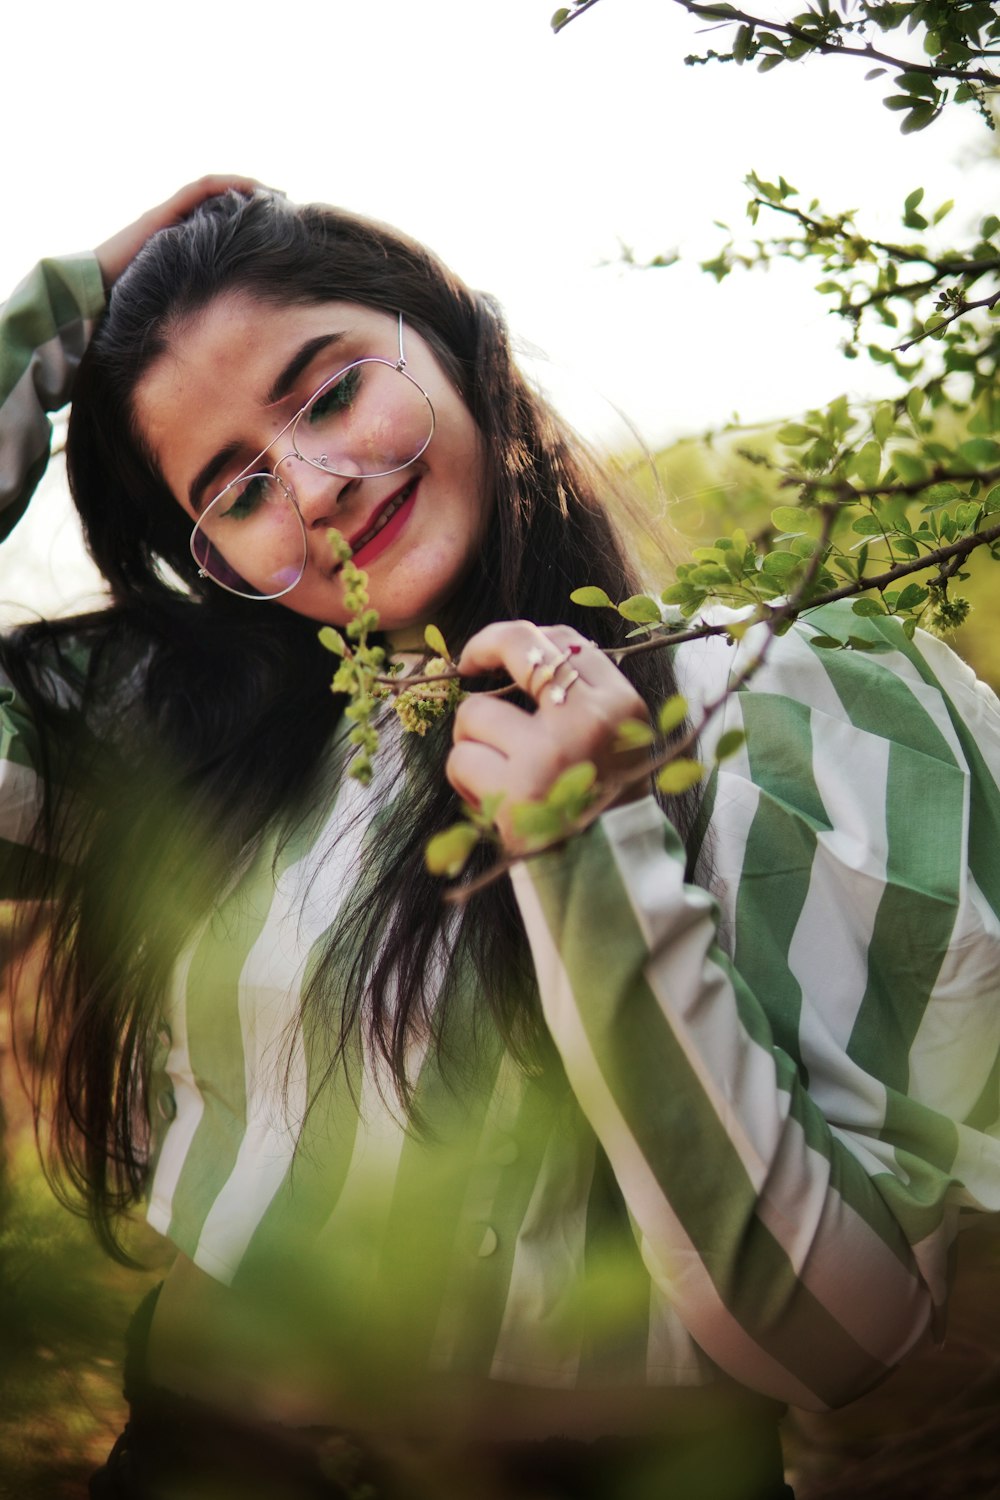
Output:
[0, 255, 105, 540]
[448, 618, 1000, 1408]
[0, 175, 259, 539]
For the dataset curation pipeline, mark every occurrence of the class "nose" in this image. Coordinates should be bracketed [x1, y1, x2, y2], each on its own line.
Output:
[275, 452, 361, 529]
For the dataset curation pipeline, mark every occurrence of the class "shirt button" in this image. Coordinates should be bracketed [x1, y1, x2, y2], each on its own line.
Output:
[157, 1089, 177, 1122]
[491, 1139, 519, 1167]
[476, 1225, 499, 1258]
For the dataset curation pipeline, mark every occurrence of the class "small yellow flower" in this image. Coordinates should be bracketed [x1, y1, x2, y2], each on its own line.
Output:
[394, 658, 463, 736]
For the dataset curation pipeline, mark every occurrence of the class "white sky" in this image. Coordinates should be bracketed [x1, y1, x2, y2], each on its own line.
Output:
[2, 0, 995, 617]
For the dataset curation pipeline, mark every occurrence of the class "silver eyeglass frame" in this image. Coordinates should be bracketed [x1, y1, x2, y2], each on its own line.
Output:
[189, 312, 436, 601]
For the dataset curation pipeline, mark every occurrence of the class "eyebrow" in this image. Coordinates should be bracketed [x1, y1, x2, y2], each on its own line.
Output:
[265, 331, 346, 406]
[189, 442, 244, 517]
[186, 331, 348, 515]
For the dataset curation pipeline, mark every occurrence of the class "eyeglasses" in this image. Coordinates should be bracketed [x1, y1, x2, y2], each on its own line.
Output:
[189, 313, 436, 600]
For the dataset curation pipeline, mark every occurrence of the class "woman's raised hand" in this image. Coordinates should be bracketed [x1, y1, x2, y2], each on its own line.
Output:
[446, 621, 652, 853]
[94, 174, 262, 289]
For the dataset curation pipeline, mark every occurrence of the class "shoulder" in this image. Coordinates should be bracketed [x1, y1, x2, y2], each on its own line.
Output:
[674, 599, 1000, 777]
[675, 602, 1000, 952]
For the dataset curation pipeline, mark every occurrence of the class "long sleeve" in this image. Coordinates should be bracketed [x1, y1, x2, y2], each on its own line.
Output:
[0, 674, 50, 896]
[509, 607, 1000, 1410]
[0, 254, 105, 539]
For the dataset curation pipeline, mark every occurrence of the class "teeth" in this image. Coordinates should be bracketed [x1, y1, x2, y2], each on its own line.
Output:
[350, 481, 414, 553]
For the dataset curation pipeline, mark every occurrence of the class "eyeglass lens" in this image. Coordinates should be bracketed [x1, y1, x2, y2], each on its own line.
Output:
[190, 357, 434, 600]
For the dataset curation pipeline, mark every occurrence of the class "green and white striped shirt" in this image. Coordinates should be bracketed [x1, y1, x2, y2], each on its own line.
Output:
[2, 256, 999, 1415]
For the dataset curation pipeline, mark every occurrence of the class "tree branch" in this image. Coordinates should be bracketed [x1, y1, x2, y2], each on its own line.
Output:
[894, 290, 1000, 352]
[674, 0, 1000, 85]
[554, 0, 1000, 88]
[750, 199, 1000, 279]
[445, 507, 838, 902]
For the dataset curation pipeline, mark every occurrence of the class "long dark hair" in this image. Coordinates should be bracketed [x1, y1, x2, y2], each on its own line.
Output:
[5, 191, 698, 1255]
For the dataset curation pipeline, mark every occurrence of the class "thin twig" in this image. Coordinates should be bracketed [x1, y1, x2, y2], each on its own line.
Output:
[378, 511, 1000, 701]
[894, 289, 1000, 352]
[746, 199, 994, 273]
[446, 509, 837, 902]
[675, 0, 1000, 84]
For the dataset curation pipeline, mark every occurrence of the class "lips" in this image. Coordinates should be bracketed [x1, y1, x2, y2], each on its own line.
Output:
[337, 477, 419, 570]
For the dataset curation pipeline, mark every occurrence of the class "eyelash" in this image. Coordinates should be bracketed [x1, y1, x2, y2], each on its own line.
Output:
[306, 364, 363, 423]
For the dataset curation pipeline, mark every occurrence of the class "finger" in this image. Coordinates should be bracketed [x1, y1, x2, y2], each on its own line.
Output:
[95, 176, 266, 287]
[452, 692, 533, 753]
[452, 696, 564, 799]
[457, 621, 590, 698]
[155, 174, 264, 223]
[446, 740, 516, 809]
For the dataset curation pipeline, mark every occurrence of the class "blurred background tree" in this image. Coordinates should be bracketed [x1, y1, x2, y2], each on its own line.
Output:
[553, 0, 1000, 696]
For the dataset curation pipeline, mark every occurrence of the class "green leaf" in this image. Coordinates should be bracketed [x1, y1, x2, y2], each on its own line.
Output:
[852, 514, 886, 535]
[850, 440, 882, 488]
[761, 550, 800, 575]
[894, 583, 929, 610]
[511, 803, 565, 844]
[318, 626, 347, 656]
[777, 423, 815, 446]
[771, 505, 813, 534]
[852, 597, 885, 617]
[958, 438, 1000, 468]
[714, 729, 746, 763]
[809, 635, 845, 650]
[921, 482, 960, 503]
[425, 823, 480, 878]
[476, 792, 505, 825]
[687, 565, 733, 587]
[614, 720, 655, 752]
[658, 694, 689, 734]
[901, 103, 939, 134]
[660, 582, 698, 606]
[547, 761, 598, 808]
[656, 759, 706, 795]
[551, 7, 570, 28]
[892, 450, 927, 483]
[570, 585, 614, 609]
[955, 501, 982, 530]
[617, 594, 662, 624]
[873, 404, 896, 445]
[968, 391, 1000, 435]
[424, 624, 451, 662]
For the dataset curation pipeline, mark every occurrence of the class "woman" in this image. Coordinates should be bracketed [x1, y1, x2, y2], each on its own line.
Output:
[2, 185, 998, 1500]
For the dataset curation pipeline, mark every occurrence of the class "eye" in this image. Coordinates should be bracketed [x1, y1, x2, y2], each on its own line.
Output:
[307, 363, 364, 424]
[219, 473, 273, 521]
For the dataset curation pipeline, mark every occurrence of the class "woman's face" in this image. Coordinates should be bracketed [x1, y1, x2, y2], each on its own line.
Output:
[133, 293, 489, 635]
